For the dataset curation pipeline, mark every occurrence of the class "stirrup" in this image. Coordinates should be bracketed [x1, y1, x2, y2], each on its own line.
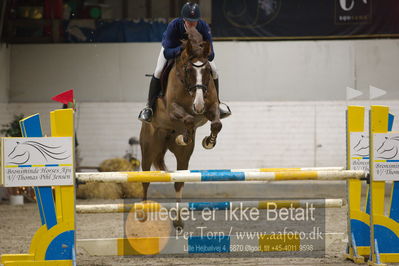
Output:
[219, 102, 231, 119]
[138, 107, 153, 122]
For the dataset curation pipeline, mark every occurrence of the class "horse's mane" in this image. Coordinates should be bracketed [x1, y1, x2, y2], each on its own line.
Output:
[186, 27, 203, 52]
[180, 27, 209, 62]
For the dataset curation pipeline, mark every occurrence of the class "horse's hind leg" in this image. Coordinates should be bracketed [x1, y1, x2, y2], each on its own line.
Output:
[140, 124, 156, 201]
[141, 157, 152, 201]
[169, 140, 195, 230]
[173, 182, 184, 230]
[141, 151, 152, 201]
[140, 140, 153, 201]
[140, 127, 169, 201]
[174, 150, 191, 203]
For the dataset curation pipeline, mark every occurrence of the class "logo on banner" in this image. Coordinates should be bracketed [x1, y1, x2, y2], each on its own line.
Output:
[375, 136, 399, 160]
[350, 132, 369, 172]
[335, 0, 372, 24]
[373, 133, 399, 181]
[7, 140, 71, 165]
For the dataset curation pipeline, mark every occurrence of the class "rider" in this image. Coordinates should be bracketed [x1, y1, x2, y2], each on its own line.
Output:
[138, 2, 231, 122]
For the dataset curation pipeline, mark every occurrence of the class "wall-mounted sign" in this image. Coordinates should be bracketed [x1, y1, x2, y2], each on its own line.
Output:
[372, 133, 399, 181]
[1, 137, 73, 187]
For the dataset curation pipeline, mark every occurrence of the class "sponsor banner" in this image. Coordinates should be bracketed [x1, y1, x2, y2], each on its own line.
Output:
[372, 133, 399, 181]
[212, 0, 399, 39]
[1, 137, 74, 187]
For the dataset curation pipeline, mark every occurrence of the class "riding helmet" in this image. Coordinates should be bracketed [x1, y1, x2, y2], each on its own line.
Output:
[181, 2, 200, 22]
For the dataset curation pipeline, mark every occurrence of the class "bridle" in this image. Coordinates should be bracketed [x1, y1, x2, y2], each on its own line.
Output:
[182, 59, 209, 94]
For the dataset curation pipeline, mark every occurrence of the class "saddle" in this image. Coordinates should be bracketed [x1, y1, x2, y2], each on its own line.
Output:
[159, 59, 175, 97]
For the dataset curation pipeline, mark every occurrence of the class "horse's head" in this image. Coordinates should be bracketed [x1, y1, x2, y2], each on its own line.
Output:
[177, 28, 213, 115]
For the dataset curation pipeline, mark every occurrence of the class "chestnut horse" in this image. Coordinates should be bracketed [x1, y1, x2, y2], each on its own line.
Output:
[139, 27, 222, 229]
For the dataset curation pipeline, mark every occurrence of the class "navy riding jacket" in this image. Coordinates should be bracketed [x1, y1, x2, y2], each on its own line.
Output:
[162, 17, 215, 61]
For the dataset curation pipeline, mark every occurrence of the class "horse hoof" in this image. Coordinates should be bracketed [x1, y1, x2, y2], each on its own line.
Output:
[176, 135, 192, 146]
[173, 220, 184, 231]
[175, 225, 184, 234]
[176, 135, 188, 146]
[202, 136, 216, 149]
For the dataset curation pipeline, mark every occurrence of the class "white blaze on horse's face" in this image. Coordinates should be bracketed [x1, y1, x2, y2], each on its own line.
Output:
[192, 60, 206, 114]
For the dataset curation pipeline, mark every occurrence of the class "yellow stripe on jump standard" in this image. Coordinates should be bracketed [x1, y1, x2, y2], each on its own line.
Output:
[127, 172, 172, 182]
[274, 171, 318, 180]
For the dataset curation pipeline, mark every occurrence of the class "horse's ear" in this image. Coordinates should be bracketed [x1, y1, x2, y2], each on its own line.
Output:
[202, 41, 211, 58]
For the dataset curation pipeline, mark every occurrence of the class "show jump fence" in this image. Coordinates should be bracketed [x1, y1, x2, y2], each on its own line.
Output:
[1, 105, 399, 265]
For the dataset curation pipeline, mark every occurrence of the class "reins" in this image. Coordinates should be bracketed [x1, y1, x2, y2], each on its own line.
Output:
[181, 57, 209, 93]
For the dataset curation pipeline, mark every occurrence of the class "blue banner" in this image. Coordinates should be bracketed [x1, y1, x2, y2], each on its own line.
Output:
[211, 0, 399, 40]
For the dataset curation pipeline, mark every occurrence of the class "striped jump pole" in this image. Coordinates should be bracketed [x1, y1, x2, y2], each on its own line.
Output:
[76, 199, 344, 214]
[76, 167, 344, 175]
[178, 167, 345, 172]
[76, 170, 367, 183]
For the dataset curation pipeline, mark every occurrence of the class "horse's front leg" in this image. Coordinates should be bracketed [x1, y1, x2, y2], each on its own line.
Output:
[170, 103, 195, 146]
[202, 103, 222, 149]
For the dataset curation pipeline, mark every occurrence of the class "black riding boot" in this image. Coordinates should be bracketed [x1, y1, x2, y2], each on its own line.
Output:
[214, 78, 231, 119]
[138, 76, 161, 122]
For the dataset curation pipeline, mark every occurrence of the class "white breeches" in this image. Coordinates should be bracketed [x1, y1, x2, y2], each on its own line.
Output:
[153, 47, 219, 79]
[209, 61, 218, 79]
[154, 47, 167, 79]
